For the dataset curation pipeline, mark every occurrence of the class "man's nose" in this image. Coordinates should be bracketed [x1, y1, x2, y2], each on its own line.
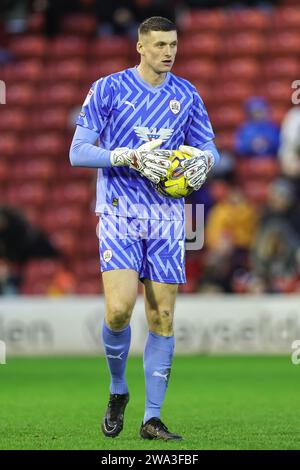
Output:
[164, 46, 172, 56]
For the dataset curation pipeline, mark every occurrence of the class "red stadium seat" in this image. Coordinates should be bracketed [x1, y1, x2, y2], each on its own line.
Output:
[62, 14, 96, 35]
[271, 103, 290, 125]
[274, 7, 300, 29]
[73, 258, 100, 279]
[43, 59, 86, 82]
[0, 133, 19, 157]
[38, 83, 81, 107]
[41, 206, 82, 232]
[227, 9, 271, 31]
[214, 131, 235, 152]
[220, 59, 260, 81]
[88, 60, 131, 81]
[210, 106, 245, 130]
[23, 259, 63, 283]
[31, 108, 69, 131]
[12, 159, 56, 182]
[224, 33, 266, 57]
[6, 83, 35, 106]
[268, 31, 300, 56]
[9, 36, 47, 58]
[173, 59, 216, 81]
[0, 108, 26, 131]
[260, 80, 292, 104]
[236, 159, 280, 183]
[89, 37, 131, 59]
[51, 182, 91, 205]
[192, 82, 212, 106]
[78, 234, 99, 258]
[181, 9, 227, 33]
[22, 133, 66, 158]
[178, 33, 221, 58]
[48, 36, 88, 58]
[264, 58, 300, 79]
[75, 278, 102, 295]
[16, 60, 44, 82]
[0, 160, 8, 183]
[6, 183, 47, 208]
[50, 230, 78, 257]
[214, 81, 254, 104]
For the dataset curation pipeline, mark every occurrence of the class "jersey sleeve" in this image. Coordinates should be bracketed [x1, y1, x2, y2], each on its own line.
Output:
[76, 77, 113, 135]
[185, 89, 215, 147]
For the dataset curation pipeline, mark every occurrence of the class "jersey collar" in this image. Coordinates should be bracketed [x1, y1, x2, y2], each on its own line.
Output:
[131, 66, 170, 92]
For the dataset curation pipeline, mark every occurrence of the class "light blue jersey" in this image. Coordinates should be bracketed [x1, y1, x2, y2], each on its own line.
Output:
[76, 66, 215, 221]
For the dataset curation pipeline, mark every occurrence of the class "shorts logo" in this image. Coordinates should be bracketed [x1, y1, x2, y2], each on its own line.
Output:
[103, 249, 113, 262]
[169, 99, 181, 114]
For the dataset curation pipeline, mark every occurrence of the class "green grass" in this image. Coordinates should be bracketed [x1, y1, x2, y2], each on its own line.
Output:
[0, 355, 300, 450]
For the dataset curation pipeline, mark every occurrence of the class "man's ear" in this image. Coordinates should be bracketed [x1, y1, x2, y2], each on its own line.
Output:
[136, 41, 144, 56]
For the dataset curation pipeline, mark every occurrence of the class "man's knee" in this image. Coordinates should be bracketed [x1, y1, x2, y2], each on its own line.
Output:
[106, 302, 133, 330]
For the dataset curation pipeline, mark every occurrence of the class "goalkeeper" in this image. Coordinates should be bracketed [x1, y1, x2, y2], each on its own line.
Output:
[69, 16, 220, 441]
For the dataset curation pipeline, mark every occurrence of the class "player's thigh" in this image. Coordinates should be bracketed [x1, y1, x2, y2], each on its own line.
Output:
[102, 269, 139, 329]
[143, 279, 178, 336]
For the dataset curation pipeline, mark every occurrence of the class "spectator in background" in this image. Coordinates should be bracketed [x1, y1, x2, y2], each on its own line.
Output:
[0, 206, 59, 264]
[234, 97, 280, 158]
[0, 206, 60, 294]
[251, 178, 300, 293]
[201, 182, 258, 292]
[279, 107, 300, 180]
[95, 0, 176, 38]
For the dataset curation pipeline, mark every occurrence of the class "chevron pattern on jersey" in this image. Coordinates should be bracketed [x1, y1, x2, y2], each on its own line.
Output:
[77, 67, 214, 221]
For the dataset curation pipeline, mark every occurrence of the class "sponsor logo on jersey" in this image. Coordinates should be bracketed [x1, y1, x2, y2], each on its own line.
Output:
[83, 88, 94, 107]
[169, 99, 181, 114]
[134, 127, 174, 142]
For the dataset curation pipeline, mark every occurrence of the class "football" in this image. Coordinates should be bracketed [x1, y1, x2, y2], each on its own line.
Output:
[156, 150, 194, 199]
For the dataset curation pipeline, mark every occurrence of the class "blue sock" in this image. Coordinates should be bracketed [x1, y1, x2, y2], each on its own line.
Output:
[102, 321, 131, 395]
[143, 331, 175, 424]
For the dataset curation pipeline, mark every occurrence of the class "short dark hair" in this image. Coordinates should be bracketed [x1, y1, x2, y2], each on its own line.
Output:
[138, 17, 177, 36]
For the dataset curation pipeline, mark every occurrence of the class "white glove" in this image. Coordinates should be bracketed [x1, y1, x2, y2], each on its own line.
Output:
[110, 139, 172, 184]
[179, 145, 214, 191]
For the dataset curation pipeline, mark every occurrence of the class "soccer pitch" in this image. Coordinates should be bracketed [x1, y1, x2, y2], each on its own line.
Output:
[1, 356, 300, 450]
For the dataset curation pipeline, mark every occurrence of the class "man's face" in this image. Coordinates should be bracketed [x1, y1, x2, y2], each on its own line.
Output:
[137, 30, 178, 73]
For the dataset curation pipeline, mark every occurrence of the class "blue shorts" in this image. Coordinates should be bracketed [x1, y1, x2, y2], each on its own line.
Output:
[98, 214, 186, 284]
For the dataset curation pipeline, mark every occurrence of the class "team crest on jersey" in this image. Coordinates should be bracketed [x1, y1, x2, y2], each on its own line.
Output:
[103, 249, 113, 263]
[134, 127, 174, 142]
[169, 99, 181, 114]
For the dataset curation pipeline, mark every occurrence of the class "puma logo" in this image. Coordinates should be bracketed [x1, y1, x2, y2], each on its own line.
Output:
[107, 352, 124, 361]
[124, 100, 136, 110]
[152, 370, 169, 381]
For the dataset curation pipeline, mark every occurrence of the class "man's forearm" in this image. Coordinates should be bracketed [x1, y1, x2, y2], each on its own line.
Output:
[69, 125, 112, 168]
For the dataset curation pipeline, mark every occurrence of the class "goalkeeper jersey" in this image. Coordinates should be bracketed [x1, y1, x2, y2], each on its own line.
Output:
[76, 66, 215, 220]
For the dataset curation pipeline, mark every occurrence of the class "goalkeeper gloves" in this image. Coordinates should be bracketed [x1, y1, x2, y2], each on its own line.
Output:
[110, 139, 172, 185]
[179, 145, 214, 191]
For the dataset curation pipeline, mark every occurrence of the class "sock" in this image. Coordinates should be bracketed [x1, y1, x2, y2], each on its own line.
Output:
[143, 331, 175, 424]
[102, 321, 131, 395]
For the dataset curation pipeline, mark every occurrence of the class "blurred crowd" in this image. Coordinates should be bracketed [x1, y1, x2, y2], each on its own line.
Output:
[185, 97, 300, 294]
[0, 0, 299, 295]
[0, 0, 281, 36]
